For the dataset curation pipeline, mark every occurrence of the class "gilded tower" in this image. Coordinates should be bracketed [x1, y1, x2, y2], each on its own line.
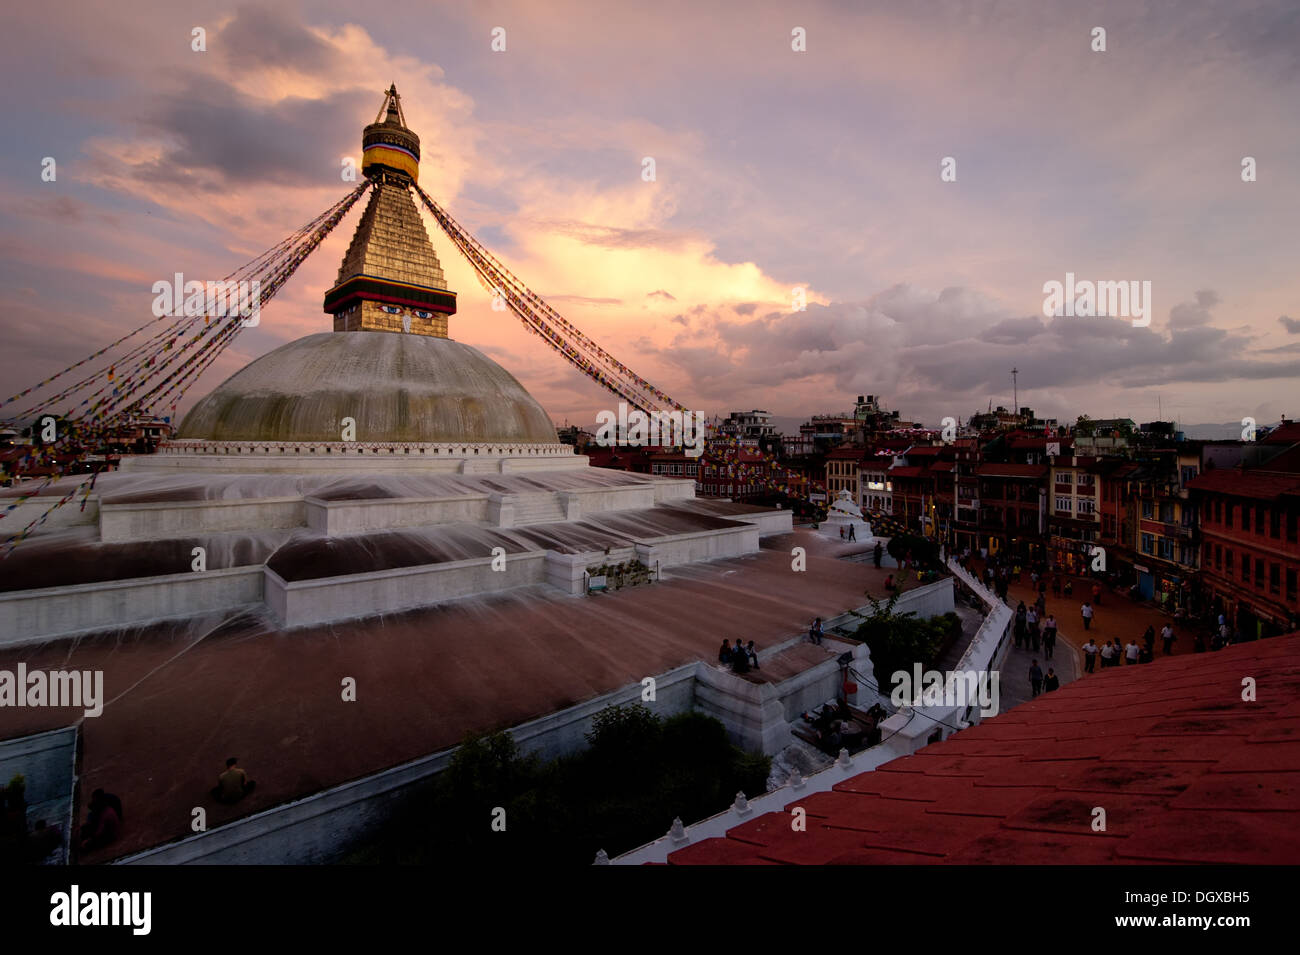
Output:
[323, 86, 457, 338]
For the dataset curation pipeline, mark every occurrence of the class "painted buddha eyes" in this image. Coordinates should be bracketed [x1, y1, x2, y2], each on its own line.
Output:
[413, 309, 433, 320]
[380, 304, 403, 315]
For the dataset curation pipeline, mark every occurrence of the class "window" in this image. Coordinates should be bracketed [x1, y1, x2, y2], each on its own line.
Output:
[1225, 503, 1233, 529]
[1078, 473, 1095, 488]
[1256, 506, 1266, 535]
[1078, 498, 1095, 515]
[1270, 563, 1280, 594]
[1142, 501, 1153, 518]
[1215, 544, 1222, 568]
[1056, 496, 1072, 513]
[1141, 533, 1154, 555]
[1288, 569, 1297, 602]
[1224, 549, 1233, 574]
[1057, 471, 1073, 485]
[1270, 508, 1281, 539]
[1242, 508, 1251, 533]
[1159, 503, 1174, 523]
[1181, 465, 1197, 486]
[1255, 558, 1265, 589]
[1159, 537, 1174, 560]
[1243, 558, 1250, 582]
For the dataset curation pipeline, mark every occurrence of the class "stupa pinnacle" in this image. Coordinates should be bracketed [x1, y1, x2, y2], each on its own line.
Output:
[323, 85, 457, 338]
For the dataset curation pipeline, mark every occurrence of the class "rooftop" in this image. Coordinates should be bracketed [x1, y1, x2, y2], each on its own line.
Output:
[0, 527, 895, 863]
[667, 633, 1300, 865]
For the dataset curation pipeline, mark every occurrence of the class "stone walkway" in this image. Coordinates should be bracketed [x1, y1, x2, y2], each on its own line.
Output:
[995, 615, 1079, 711]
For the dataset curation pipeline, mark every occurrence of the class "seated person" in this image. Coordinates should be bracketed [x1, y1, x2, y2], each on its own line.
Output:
[718, 639, 733, 664]
[79, 789, 121, 851]
[884, 574, 896, 591]
[731, 647, 749, 673]
[212, 758, 256, 804]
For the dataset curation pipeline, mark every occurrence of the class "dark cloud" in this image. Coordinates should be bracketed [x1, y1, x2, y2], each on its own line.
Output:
[118, 80, 371, 191]
[641, 286, 1291, 410]
[1279, 315, 1300, 333]
[1169, 289, 1220, 328]
[979, 315, 1045, 344]
[217, 5, 336, 74]
[646, 289, 676, 301]
[1258, 341, 1300, 354]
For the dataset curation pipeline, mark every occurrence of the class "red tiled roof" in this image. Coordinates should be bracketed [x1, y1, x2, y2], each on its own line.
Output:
[929, 461, 955, 472]
[976, 463, 1047, 479]
[826, 447, 867, 460]
[1263, 422, 1300, 445]
[667, 634, 1300, 865]
[1187, 469, 1300, 500]
[906, 446, 942, 457]
[887, 466, 927, 479]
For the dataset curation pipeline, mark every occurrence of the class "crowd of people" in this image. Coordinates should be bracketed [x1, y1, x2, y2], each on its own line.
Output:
[718, 639, 760, 672]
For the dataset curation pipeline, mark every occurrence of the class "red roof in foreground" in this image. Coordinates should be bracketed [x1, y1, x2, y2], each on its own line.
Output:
[667, 634, 1300, 865]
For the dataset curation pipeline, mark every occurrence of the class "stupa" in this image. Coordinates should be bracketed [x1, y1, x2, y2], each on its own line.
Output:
[0, 87, 791, 645]
[820, 489, 875, 544]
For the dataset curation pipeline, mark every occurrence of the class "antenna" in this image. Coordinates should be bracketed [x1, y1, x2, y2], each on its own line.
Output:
[1011, 367, 1019, 415]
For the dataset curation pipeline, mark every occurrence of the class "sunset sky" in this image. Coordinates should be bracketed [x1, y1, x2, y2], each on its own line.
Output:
[1, 0, 1297, 432]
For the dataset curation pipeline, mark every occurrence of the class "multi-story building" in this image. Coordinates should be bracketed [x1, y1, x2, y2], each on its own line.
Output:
[1048, 455, 1103, 572]
[825, 447, 866, 507]
[719, 410, 778, 451]
[861, 455, 895, 514]
[1188, 424, 1300, 637]
[973, 462, 1047, 561]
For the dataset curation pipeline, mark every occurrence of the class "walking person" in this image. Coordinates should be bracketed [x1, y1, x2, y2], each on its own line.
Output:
[1082, 638, 1098, 672]
[1092, 582, 1102, 606]
[873, 541, 883, 568]
[848, 523, 856, 542]
[1042, 614, 1057, 659]
[1081, 601, 1094, 631]
[1014, 602, 1027, 649]
[1161, 623, 1176, 656]
[1125, 640, 1140, 665]
[1029, 660, 1043, 698]
[1044, 668, 1060, 692]
[808, 618, 824, 646]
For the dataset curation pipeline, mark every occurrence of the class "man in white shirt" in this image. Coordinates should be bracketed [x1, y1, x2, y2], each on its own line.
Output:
[1100, 641, 1114, 667]
[1161, 624, 1176, 656]
[1125, 640, 1140, 665]
[1082, 639, 1098, 673]
[1081, 601, 1094, 631]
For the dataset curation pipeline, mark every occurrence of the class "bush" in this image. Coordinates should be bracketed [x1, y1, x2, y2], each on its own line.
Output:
[887, 533, 938, 566]
[856, 592, 949, 688]
[343, 706, 771, 865]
